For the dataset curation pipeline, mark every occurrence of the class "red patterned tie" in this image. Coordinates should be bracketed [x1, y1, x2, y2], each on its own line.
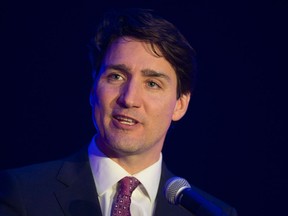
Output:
[111, 176, 140, 216]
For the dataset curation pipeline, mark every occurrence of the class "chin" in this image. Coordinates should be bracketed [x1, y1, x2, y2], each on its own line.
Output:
[109, 138, 143, 152]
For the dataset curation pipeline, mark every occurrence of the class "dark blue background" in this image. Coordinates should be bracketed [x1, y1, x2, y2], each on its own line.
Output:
[1, 0, 287, 215]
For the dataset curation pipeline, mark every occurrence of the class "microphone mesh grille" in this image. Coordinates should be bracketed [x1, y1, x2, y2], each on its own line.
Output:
[164, 177, 191, 205]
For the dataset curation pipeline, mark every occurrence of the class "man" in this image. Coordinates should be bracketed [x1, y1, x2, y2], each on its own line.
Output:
[0, 8, 237, 216]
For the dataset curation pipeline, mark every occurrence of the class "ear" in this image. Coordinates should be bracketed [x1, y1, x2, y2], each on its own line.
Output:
[172, 93, 191, 121]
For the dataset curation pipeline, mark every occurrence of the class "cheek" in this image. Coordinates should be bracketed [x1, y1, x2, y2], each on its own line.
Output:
[150, 98, 177, 121]
[93, 99, 109, 136]
[96, 83, 119, 102]
[92, 88, 107, 119]
[93, 87, 118, 121]
[93, 85, 109, 108]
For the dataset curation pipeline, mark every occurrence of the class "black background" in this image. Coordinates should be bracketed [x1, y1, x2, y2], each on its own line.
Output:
[1, 0, 287, 215]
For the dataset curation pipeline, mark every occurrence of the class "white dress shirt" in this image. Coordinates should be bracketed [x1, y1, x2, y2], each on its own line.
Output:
[88, 136, 162, 216]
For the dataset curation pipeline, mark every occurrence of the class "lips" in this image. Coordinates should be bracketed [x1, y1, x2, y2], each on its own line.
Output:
[113, 115, 138, 126]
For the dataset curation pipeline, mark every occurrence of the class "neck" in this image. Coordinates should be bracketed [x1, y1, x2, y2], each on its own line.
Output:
[111, 153, 161, 174]
[95, 136, 162, 174]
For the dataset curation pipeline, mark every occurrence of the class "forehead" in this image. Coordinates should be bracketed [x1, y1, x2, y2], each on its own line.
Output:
[103, 37, 176, 78]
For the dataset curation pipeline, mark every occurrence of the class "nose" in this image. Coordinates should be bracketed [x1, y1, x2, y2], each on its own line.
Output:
[117, 79, 142, 108]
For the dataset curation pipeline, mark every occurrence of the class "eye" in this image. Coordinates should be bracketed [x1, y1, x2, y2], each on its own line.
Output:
[147, 80, 160, 89]
[107, 73, 124, 81]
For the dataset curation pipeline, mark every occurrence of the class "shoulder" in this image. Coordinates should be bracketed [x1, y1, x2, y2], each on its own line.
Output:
[188, 184, 238, 216]
[0, 145, 96, 216]
[0, 157, 64, 195]
[0, 145, 89, 188]
[160, 163, 237, 216]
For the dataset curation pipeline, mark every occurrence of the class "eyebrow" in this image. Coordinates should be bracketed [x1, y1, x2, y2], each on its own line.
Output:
[105, 64, 171, 81]
[105, 64, 130, 73]
[141, 69, 171, 82]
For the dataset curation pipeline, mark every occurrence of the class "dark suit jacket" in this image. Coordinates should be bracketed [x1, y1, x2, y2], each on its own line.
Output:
[0, 146, 237, 216]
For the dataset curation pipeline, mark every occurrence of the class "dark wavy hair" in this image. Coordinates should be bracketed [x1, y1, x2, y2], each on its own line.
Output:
[89, 8, 197, 97]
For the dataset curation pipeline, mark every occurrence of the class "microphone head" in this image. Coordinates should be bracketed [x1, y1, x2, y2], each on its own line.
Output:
[164, 176, 191, 205]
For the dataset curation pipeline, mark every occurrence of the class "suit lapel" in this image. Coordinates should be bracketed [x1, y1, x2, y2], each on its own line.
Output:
[54, 147, 102, 216]
[52, 149, 194, 216]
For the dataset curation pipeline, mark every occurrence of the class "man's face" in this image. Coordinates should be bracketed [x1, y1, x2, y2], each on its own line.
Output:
[91, 37, 190, 161]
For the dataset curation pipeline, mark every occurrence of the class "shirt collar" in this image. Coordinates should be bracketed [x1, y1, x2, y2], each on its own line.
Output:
[133, 155, 162, 202]
[88, 136, 162, 202]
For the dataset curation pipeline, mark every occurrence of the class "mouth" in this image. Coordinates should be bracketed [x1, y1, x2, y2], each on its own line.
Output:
[113, 115, 139, 126]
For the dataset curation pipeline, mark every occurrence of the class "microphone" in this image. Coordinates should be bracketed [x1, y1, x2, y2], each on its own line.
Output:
[164, 177, 226, 216]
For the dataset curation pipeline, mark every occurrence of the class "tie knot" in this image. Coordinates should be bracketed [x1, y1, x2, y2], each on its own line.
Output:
[118, 176, 140, 196]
